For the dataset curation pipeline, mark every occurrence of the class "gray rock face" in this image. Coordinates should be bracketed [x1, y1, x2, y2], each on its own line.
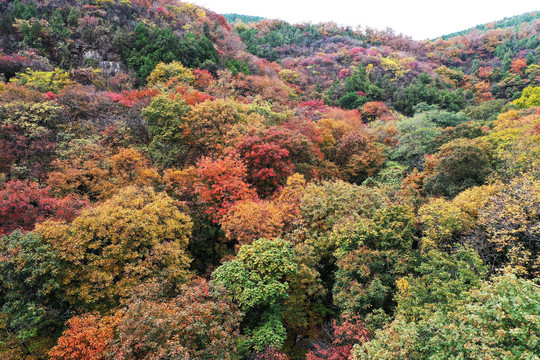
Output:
[99, 60, 121, 76]
[83, 50, 100, 60]
[83, 50, 122, 76]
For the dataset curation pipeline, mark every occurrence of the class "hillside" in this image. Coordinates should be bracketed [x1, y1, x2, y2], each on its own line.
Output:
[0, 1, 539, 360]
[440, 10, 540, 39]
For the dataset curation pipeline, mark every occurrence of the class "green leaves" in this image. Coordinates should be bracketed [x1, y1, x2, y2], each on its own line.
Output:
[142, 95, 190, 167]
[395, 246, 487, 321]
[356, 275, 540, 360]
[0, 231, 66, 357]
[423, 138, 494, 197]
[121, 23, 220, 81]
[212, 238, 298, 351]
[213, 238, 297, 310]
[332, 205, 418, 329]
[245, 310, 288, 352]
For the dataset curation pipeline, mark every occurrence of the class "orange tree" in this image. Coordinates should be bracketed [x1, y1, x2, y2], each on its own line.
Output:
[109, 278, 242, 360]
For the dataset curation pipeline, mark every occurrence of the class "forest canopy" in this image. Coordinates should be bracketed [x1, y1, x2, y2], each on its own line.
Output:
[0, 1, 539, 359]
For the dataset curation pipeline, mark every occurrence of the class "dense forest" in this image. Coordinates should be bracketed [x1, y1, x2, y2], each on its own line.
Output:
[0, 1, 539, 359]
[223, 13, 265, 25]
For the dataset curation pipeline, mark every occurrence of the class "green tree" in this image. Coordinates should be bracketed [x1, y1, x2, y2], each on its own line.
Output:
[390, 113, 442, 170]
[13, 0, 38, 20]
[0, 231, 67, 359]
[394, 246, 487, 321]
[423, 138, 494, 197]
[119, 23, 220, 81]
[355, 275, 540, 360]
[332, 205, 417, 330]
[122, 23, 183, 80]
[394, 74, 466, 116]
[49, 9, 68, 38]
[142, 95, 191, 167]
[212, 238, 298, 352]
[464, 99, 506, 121]
[300, 180, 389, 236]
[67, 8, 80, 27]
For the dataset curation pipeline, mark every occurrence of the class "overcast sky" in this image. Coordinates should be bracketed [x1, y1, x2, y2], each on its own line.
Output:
[188, 0, 539, 40]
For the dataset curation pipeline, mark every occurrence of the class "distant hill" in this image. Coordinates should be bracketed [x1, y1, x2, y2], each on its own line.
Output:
[439, 11, 540, 39]
[222, 13, 265, 24]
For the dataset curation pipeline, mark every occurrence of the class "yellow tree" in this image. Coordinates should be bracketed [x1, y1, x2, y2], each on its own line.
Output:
[37, 186, 192, 312]
[478, 176, 540, 277]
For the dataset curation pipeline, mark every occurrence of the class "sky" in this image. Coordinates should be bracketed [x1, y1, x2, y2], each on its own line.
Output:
[188, 0, 539, 40]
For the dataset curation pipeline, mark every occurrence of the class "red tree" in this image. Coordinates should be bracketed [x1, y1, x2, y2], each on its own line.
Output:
[306, 313, 369, 360]
[0, 123, 55, 180]
[0, 54, 31, 81]
[0, 180, 88, 236]
[236, 127, 319, 197]
[334, 130, 385, 184]
[191, 68, 215, 90]
[255, 347, 290, 360]
[360, 101, 391, 122]
[195, 154, 257, 222]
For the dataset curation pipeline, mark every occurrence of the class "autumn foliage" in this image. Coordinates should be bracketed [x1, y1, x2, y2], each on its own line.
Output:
[0, 1, 539, 359]
[49, 314, 120, 360]
[110, 279, 242, 360]
[36, 186, 192, 311]
[0, 180, 88, 236]
[195, 154, 257, 222]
